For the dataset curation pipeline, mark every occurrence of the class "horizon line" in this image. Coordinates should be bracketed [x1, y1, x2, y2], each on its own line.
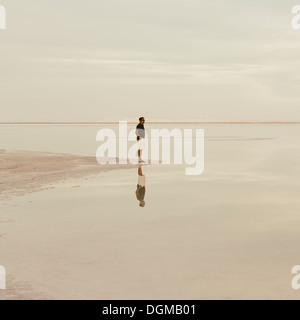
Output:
[1, 121, 300, 125]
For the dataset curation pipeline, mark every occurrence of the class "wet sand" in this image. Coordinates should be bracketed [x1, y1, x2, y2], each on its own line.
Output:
[1, 161, 300, 300]
[0, 149, 135, 200]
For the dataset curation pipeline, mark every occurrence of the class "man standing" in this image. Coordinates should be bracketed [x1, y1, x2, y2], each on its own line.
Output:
[136, 117, 146, 164]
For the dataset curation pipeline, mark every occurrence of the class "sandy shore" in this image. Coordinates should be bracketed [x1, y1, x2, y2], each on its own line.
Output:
[0, 149, 135, 200]
[0, 150, 139, 300]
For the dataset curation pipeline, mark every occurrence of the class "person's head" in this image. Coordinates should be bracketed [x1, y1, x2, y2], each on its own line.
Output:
[139, 117, 145, 124]
[139, 200, 145, 207]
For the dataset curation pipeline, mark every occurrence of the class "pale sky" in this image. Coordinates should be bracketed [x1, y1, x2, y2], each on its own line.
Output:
[1, 0, 300, 121]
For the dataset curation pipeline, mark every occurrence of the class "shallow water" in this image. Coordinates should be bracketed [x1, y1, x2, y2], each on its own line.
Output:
[1, 124, 300, 299]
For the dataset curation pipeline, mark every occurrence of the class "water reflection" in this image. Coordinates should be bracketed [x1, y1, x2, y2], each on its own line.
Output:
[135, 165, 146, 207]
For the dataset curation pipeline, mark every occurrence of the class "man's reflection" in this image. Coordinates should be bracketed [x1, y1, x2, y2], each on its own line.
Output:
[136, 165, 146, 207]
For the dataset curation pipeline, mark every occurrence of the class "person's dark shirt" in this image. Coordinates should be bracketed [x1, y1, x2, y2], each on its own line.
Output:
[136, 123, 145, 140]
[136, 185, 146, 201]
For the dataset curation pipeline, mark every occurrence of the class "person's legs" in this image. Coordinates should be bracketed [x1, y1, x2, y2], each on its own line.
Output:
[138, 139, 144, 162]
